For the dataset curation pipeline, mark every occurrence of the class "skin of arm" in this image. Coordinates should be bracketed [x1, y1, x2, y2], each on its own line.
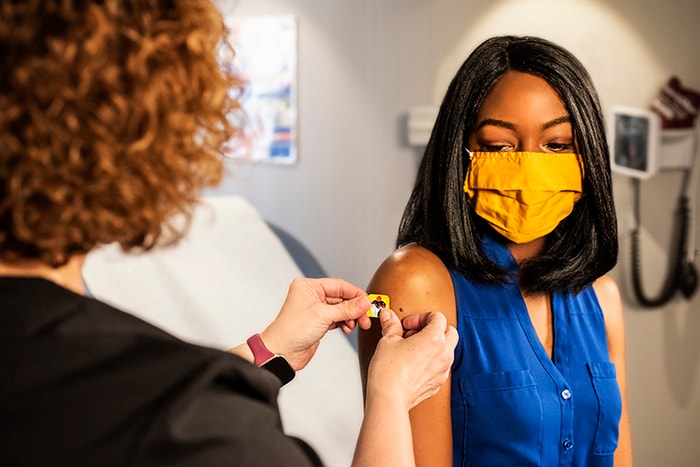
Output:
[593, 275, 634, 466]
[228, 276, 457, 467]
[353, 310, 457, 467]
[358, 243, 457, 467]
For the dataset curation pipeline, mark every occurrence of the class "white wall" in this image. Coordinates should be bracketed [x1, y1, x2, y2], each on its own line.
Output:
[214, 0, 700, 465]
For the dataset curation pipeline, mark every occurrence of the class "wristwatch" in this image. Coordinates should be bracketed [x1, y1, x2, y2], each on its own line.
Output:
[246, 333, 295, 386]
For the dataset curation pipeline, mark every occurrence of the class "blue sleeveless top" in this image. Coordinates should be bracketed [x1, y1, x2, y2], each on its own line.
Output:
[449, 235, 621, 466]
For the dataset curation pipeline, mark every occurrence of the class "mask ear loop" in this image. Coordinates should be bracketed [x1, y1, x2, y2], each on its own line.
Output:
[462, 148, 474, 197]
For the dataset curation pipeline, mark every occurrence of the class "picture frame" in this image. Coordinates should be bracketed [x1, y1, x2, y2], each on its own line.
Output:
[221, 15, 298, 165]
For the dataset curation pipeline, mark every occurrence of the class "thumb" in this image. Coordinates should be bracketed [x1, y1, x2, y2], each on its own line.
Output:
[379, 309, 403, 338]
[332, 294, 371, 321]
[445, 324, 459, 350]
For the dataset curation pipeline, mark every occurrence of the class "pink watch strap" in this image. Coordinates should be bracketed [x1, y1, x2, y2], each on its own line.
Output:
[246, 333, 274, 365]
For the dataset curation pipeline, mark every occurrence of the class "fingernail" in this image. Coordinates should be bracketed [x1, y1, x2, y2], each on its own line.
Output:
[380, 309, 390, 322]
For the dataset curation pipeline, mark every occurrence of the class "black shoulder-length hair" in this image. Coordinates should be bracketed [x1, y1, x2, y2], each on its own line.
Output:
[397, 35, 618, 295]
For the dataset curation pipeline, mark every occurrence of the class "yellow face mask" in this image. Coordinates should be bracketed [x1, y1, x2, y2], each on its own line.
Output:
[463, 151, 584, 244]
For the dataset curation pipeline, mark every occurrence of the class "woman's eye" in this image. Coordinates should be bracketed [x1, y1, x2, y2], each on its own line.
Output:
[480, 143, 514, 152]
[545, 142, 575, 152]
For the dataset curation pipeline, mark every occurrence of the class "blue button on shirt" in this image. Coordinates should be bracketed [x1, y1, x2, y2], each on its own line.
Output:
[450, 235, 622, 466]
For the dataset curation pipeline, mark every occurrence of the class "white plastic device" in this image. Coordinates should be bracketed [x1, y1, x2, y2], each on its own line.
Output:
[608, 105, 661, 179]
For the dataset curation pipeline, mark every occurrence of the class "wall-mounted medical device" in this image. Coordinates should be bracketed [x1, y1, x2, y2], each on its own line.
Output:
[609, 106, 697, 178]
[609, 77, 700, 307]
[608, 106, 661, 179]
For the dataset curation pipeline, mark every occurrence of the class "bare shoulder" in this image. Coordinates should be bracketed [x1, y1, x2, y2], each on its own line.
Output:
[592, 275, 622, 315]
[367, 243, 456, 324]
[372, 243, 450, 284]
[592, 274, 625, 339]
[592, 274, 620, 302]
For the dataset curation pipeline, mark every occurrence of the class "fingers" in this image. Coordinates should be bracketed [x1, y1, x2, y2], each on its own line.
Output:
[332, 294, 371, 322]
[445, 323, 459, 349]
[379, 309, 403, 338]
[402, 310, 446, 332]
[365, 309, 457, 412]
[311, 277, 368, 303]
[401, 311, 452, 338]
[285, 277, 371, 327]
[299, 277, 371, 322]
[339, 314, 373, 333]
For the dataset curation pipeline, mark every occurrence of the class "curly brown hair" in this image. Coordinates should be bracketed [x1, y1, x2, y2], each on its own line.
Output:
[0, 0, 241, 266]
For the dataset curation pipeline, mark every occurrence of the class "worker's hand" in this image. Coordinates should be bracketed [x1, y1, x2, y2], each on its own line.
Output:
[366, 309, 458, 410]
[260, 278, 371, 371]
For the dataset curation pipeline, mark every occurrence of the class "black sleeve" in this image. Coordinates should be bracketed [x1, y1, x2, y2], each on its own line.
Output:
[0, 287, 326, 467]
[131, 351, 325, 467]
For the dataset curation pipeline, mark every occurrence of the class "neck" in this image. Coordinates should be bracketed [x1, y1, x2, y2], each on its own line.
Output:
[508, 237, 546, 264]
[0, 255, 87, 295]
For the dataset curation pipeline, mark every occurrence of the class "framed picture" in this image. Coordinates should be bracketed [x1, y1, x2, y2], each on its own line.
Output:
[608, 106, 660, 179]
[222, 15, 298, 165]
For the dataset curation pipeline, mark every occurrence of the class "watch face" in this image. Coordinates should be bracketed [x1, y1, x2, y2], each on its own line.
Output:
[262, 356, 295, 386]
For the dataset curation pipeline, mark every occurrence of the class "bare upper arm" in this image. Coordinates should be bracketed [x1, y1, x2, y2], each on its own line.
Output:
[593, 275, 634, 466]
[357, 243, 456, 467]
[592, 275, 625, 363]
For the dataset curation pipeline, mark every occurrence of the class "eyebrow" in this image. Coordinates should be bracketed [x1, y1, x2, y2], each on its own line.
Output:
[475, 116, 571, 131]
[542, 116, 571, 130]
[476, 118, 516, 131]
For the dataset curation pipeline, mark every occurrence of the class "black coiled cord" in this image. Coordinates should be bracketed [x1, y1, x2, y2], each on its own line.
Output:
[630, 178, 698, 307]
